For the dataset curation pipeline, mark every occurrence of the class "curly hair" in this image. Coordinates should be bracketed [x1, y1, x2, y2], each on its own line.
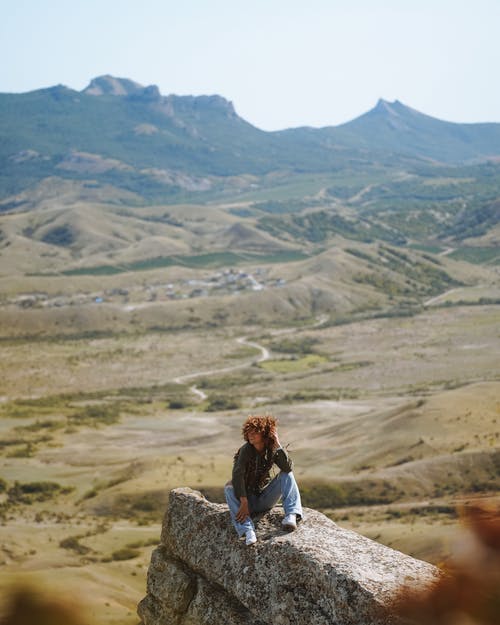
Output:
[242, 415, 277, 442]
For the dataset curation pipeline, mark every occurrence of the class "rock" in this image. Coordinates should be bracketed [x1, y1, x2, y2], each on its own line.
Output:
[83, 75, 145, 97]
[138, 487, 440, 625]
[146, 549, 195, 613]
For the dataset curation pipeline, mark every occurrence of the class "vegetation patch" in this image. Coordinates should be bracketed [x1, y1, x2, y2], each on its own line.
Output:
[345, 247, 379, 263]
[61, 249, 309, 276]
[353, 272, 409, 296]
[300, 478, 401, 508]
[110, 490, 169, 521]
[15, 419, 65, 433]
[226, 345, 262, 359]
[168, 396, 193, 409]
[282, 388, 361, 402]
[0, 435, 48, 451]
[267, 336, 320, 355]
[67, 403, 121, 427]
[41, 224, 76, 247]
[258, 210, 406, 245]
[59, 535, 91, 555]
[0, 395, 73, 420]
[8, 481, 74, 504]
[332, 361, 372, 374]
[251, 198, 315, 214]
[111, 547, 140, 561]
[449, 246, 500, 265]
[0, 386, 196, 445]
[258, 354, 327, 374]
[6, 442, 38, 458]
[204, 394, 242, 412]
[378, 246, 460, 294]
[197, 370, 267, 390]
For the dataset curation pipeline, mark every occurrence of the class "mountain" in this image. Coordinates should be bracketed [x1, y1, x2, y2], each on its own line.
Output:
[1, 76, 500, 202]
[1, 76, 499, 279]
[332, 99, 500, 163]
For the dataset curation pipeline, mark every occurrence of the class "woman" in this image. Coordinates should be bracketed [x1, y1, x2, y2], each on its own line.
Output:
[224, 415, 303, 546]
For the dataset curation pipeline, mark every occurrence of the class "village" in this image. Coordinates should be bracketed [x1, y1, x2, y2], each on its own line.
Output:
[7, 267, 288, 310]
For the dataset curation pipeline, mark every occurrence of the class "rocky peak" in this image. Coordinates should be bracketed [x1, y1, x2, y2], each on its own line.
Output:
[138, 487, 441, 625]
[372, 98, 424, 121]
[83, 76, 235, 115]
[372, 99, 403, 115]
[83, 75, 149, 97]
[163, 93, 237, 118]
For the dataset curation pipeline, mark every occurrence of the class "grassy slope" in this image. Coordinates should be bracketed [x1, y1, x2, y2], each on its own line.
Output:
[0, 293, 499, 623]
[1, 84, 500, 624]
[2, 158, 499, 283]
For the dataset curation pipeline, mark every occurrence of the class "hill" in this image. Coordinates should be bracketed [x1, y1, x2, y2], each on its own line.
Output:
[0, 76, 498, 625]
[333, 98, 500, 163]
[1, 75, 500, 204]
[0, 76, 355, 199]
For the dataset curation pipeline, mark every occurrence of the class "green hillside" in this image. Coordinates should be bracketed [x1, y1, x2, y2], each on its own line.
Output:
[0, 77, 362, 199]
[330, 99, 500, 163]
[0, 75, 499, 281]
[2, 76, 500, 203]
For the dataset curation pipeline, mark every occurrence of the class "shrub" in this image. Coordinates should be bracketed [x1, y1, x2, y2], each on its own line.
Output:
[8, 481, 74, 504]
[59, 536, 91, 555]
[204, 395, 241, 412]
[300, 479, 400, 508]
[168, 398, 189, 409]
[6, 443, 36, 458]
[16, 419, 64, 432]
[81, 488, 98, 500]
[300, 482, 347, 508]
[68, 403, 120, 426]
[111, 547, 140, 561]
[268, 337, 320, 355]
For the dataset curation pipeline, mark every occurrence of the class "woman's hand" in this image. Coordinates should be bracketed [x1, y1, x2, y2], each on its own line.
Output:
[268, 425, 281, 451]
[236, 497, 250, 522]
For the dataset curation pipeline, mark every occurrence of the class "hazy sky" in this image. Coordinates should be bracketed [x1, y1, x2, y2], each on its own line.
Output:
[1, 0, 498, 130]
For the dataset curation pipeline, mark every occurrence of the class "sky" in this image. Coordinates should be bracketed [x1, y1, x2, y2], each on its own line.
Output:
[1, 0, 499, 131]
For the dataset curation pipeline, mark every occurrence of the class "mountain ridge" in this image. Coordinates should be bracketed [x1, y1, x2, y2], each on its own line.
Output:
[1, 75, 500, 203]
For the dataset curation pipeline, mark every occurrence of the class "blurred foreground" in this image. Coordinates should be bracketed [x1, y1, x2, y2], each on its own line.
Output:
[393, 503, 500, 625]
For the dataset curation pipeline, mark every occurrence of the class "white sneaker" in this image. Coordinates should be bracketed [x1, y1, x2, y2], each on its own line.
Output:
[282, 514, 297, 531]
[245, 529, 257, 546]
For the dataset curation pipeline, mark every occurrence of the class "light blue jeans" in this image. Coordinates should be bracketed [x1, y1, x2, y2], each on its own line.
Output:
[224, 471, 303, 537]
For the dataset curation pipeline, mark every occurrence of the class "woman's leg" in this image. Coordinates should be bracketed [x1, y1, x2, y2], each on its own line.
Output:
[252, 472, 303, 518]
[224, 482, 256, 537]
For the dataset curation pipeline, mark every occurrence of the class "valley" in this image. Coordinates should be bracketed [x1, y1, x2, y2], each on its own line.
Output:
[0, 75, 499, 624]
[0, 259, 498, 623]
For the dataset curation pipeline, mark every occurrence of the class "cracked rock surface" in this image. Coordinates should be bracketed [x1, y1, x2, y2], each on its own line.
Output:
[138, 487, 440, 625]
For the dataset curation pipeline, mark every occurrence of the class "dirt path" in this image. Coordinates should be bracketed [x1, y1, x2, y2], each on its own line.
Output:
[173, 314, 329, 400]
[438, 247, 455, 257]
[347, 183, 376, 203]
[172, 336, 271, 400]
[423, 288, 461, 307]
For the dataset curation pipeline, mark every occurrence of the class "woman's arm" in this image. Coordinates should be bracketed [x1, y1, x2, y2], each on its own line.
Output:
[236, 496, 250, 522]
[268, 425, 293, 472]
[232, 444, 250, 499]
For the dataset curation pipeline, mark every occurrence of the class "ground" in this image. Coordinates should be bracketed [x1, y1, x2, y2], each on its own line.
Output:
[0, 272, 499, 624]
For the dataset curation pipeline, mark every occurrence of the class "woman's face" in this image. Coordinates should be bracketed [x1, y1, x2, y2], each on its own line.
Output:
[247, 428, 265, 451]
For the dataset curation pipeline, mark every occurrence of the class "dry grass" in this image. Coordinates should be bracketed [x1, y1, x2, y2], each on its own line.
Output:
[0, 289, 499, 624]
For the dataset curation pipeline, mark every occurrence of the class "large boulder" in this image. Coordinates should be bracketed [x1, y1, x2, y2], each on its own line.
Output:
[138, 487, 440, 625]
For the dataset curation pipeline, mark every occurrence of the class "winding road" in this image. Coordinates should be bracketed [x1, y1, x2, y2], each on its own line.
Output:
[173, 314, 328, 401]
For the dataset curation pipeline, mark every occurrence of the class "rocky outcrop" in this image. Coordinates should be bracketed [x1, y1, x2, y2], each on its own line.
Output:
[83, 75, 145, 97]
[138, 488, 440, 625]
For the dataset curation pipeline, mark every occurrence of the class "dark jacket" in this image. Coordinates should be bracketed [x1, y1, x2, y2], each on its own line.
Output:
[232, 442, 293, 499]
